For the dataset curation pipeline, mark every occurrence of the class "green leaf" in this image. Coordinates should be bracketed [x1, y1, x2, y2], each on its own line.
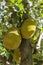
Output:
[18, 4, 24, 10]
[16, 3, 24, 11]
[0, 0, 2, 2]
[0, 30, 2, 36]
[10, 0, 15, 3]
[40, 3, 43, 8]
[6, 1, 15, 7]
[7, 24, 12, 29]
[6, 2, 14, 7]
[39, 27, 43, 32]
[17, 0, 22, 3]
[41, 13, 43, 18]
[33, 36, 37, 41]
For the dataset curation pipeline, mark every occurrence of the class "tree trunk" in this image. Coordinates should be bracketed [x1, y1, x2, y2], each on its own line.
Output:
[20, 39, 32, 65]
[20, 0, 32, 65]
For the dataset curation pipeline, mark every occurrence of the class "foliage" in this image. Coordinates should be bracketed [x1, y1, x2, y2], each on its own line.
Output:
[0, 0, 43, 65]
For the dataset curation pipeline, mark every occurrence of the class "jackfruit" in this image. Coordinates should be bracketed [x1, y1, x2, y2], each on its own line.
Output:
[21, 19, 36, 39]
[3, 28, 21, 50]
[13, 48, 21, 64]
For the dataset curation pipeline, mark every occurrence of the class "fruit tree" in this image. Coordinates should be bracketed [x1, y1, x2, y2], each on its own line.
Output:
[0, 0, 43, 65]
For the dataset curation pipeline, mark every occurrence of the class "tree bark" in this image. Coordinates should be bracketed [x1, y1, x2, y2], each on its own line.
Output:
[20, 39, 32, 65]
[20, 0, 32, 65]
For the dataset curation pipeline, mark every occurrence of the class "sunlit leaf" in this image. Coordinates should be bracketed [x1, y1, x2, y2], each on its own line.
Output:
[41, 13, 43, 18]
[17, 0, 22, 3]
[16, 3, 24, 11]
[40, 3, 43, 8]
[33, 36, 37, 41]
[40, 27, 43, 32]
[10, 0, 15, 3]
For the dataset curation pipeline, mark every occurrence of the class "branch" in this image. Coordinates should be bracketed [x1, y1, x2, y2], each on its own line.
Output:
[22, 0, 29, 10]
[22, 0, 30, 20]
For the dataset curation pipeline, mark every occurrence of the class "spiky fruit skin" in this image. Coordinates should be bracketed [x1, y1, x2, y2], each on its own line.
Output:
[3, 28, 21, 50]
[21, 19, 36, 39]
[13, 48, 21, 64]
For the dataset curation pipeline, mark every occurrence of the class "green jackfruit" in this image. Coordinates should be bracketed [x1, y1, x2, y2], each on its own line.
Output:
[3, 28, 21, 50]
[13, 48, 21, 64]
[21, 19, 36, 39]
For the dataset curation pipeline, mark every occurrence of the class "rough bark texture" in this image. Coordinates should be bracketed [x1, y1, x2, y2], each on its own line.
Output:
[20, 0, 32, 65]
[20, 39, 32, 65]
